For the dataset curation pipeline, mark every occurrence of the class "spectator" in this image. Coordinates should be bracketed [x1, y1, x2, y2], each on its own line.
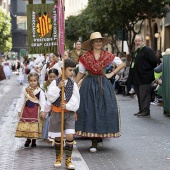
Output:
[127, 35, 158, 117]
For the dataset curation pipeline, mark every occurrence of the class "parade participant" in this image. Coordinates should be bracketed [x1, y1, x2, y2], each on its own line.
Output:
[17, 63, 25, 85]
[2, 57, 12, 79]
[24, 55, 31, 75]
[70, 40, 86, 76]
[69, 40, 86, 64]
[0, 57, 6, 82]
[42, 68, 59, 141]
[44, 54, 56, 81]
[42, 68, 59, 94]
[47, 59, 80, 169]
[15, 72, 46, 147]
[127, 35, 158, 117]
[64, 51, 70, 59]
[27, 56, 37, 73]
[51, 53, 62, 76]
[75, 32, 125, 153]
[39, 54, 50, 84]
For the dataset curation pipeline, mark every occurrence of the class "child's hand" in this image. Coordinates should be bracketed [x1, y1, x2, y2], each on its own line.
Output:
[60, 103, 66, 110]
[18, 112, 21, 117]
[40, 112, 46, 119]
[74, 112, 77, 121]
[58, 80, 65, 89]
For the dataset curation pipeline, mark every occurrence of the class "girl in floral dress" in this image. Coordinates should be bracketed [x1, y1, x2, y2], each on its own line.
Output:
[16, 72, 46, 147]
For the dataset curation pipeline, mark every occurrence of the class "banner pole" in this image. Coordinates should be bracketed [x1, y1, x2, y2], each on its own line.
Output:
[58, 0, 65, 161]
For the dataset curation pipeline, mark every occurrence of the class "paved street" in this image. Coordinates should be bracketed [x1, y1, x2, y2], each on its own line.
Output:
[0, 73, 170, 170]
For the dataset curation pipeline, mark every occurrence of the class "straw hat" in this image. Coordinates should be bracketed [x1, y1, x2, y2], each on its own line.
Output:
[82, 32, 111, 50]
[165, 48, 170, 55]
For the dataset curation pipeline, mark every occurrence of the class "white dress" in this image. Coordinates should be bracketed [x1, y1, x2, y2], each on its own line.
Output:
[17, 67, 25, 83]
[2, 61, 12, 78]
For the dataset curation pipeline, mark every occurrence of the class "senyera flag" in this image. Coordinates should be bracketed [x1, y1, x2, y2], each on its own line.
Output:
[27, 3, 58, 54]
[57, 0, 65, 56]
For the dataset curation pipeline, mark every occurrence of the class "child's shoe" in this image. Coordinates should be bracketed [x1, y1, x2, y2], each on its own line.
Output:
[65, 156, 75, 169]
[31, 139, 36, 147]
[24, 139, 31, 147]
[54, 155, 62, 168]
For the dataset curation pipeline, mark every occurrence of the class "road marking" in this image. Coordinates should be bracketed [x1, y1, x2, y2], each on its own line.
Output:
[73, 145, 89, 170]
[0, 86, 11, 98]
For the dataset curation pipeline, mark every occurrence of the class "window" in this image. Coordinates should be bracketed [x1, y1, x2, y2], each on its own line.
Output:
[17, 16, 27, 30]
[3, 2, 6, 9]
[17, 0, 27, 13]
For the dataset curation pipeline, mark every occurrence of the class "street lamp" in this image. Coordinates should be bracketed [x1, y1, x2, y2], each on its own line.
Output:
[10, 8, 17, 17]
[145, 35, 150, 40]
[154, 32, 162, 51]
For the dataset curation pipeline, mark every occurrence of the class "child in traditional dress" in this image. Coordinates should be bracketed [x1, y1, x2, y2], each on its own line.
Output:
[46, 59, 80, 169]
[16, 72, 46, 147]
[41, 68, 59, 141]
[17, 63, 25, 85]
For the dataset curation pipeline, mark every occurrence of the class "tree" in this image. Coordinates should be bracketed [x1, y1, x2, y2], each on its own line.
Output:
[85, 0, 170, 53]
[0, 9, 12, 52]
[65, 0, 170, 54]
[133, 0, 170, 49]
[65, 15, 79, 50]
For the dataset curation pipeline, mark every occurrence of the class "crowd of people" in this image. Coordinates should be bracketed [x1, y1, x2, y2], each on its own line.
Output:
[0, 32, 167, 169]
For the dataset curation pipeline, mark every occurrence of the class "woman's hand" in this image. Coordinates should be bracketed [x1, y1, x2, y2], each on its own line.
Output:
[105, 71, 115, 79]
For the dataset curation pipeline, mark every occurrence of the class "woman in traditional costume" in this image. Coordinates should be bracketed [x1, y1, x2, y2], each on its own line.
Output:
[16, 72, 46, 147]
[69, 40, 86, 64]
[0, 57, 6, 81]
[2, 57, 12, 79]
[75, 32, 125, 152]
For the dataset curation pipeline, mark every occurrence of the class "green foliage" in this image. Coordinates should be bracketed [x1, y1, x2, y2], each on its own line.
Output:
[65, 0, 170, 53]
[0, 9, 12, 52]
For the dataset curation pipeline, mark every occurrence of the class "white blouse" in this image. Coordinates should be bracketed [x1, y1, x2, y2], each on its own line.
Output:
[79, 56, 122, 74]
[17, 89, 46, 112]
[47, 79, 80, 112]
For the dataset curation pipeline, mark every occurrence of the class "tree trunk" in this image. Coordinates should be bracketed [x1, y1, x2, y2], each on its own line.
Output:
[148, 16, 154, 49]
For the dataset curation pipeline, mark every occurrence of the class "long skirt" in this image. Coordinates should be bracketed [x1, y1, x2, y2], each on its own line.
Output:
[75, 75, 121, 138]
[3, 65, 12, 77]
[15, 105, 43, 139]
[0, 65, 5, 81]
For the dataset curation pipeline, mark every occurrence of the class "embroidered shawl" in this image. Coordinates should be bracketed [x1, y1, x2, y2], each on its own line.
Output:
[53, 77, 74, 107]
[79, 50, 115, 75]
[24, 86, 41, 103]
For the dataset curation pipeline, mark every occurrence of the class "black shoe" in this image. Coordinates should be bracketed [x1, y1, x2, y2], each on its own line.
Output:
[31, 139, 37, 147]
[97, 138, 103, 143]
[137, 112, 150, 117]
[24, 139, 31, 147]
[134, 111, 141, 116]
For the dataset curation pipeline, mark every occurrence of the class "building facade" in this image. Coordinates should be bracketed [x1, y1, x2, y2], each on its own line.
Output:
[65, 0, 88, 18]
[0, 0, 10, 14]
